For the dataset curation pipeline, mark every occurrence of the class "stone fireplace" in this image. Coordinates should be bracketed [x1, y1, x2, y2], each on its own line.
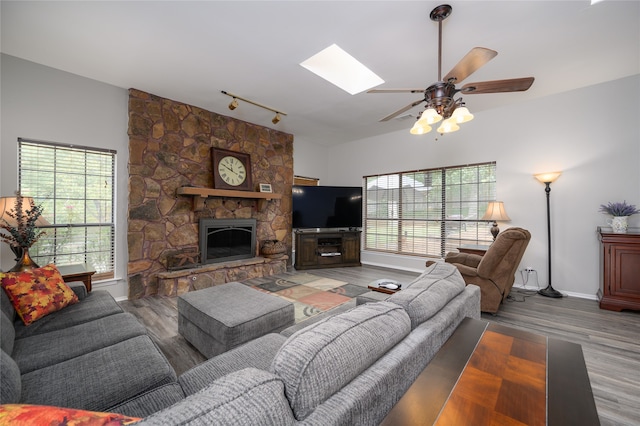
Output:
[127, 89, 294, 299]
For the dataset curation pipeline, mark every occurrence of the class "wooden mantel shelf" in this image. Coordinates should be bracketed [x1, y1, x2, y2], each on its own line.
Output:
[177, 186, 282, 211]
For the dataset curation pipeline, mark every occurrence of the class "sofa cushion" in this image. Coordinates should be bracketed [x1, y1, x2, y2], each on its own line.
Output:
[0, 264, 78, 325]
[13, 290, 123, 339]
[179, 333, 287, 396]
[270, 301, 411, 421]
[0, 404, 140, 425]
[12, 312, 148, 374]
[138, 368, 295, 426]
[106, 383, 186, 419]
[389, 263, 465, 329]
[1, 312, 15, 355]
[0, 349, 21, 404]
[20, 335, 176, 412]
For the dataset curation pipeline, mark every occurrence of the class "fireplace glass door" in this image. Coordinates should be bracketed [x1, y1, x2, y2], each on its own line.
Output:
[199, 218, 256, 264]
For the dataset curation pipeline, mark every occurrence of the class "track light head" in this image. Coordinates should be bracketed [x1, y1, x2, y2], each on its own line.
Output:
[272, 113, 281, 124]
[228, 98, 239, 110]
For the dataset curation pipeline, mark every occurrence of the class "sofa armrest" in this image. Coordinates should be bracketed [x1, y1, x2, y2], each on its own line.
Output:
[66, 281, 88, 300]
[445, 252, 482, 269]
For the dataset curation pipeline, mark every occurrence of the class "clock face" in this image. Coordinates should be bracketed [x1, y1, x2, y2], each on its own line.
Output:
[218, 155, 247, 186]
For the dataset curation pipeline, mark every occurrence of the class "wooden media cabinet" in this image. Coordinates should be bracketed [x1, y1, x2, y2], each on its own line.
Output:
[294, 230, 361, 270]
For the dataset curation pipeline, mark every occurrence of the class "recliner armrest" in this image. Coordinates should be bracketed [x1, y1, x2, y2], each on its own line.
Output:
[445, 252, 482, 268]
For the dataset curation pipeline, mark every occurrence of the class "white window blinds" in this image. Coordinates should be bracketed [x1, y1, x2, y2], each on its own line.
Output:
[18, 138, 116, 280]
[364, 162, 496, 258]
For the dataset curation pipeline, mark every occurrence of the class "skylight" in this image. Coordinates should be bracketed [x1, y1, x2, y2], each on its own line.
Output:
[300, 44, 384, 95]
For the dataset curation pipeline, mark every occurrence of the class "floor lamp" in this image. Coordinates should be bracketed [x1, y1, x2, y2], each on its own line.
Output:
[534, 172, 563, 298]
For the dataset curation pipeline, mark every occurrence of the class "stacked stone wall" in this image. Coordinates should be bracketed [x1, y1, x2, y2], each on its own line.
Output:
[127, 89, 294, 299]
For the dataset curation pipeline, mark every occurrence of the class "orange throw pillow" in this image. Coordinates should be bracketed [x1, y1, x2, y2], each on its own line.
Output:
[0, 264, 79, 326]
[0, 404, 140, 425]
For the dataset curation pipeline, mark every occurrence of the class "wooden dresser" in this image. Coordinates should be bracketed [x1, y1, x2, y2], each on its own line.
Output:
[597, 227, 640, 311]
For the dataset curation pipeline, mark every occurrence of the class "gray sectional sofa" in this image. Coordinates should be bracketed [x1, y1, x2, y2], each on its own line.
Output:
[1, 262, 480, 424]
[0, 282, 185, 414]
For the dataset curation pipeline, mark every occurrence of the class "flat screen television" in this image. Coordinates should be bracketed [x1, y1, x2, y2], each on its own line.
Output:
[292, 185, 363, 229]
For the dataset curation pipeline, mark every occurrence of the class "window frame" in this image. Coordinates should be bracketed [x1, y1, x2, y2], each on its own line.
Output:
[364, 162, 497, 258]
[17, 138, 116, 281]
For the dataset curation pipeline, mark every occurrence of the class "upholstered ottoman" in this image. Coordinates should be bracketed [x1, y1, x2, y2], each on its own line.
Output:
[178, 282, 294, 358]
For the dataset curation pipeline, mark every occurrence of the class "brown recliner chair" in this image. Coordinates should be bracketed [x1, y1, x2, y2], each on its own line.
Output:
[444, 227, 531, 314]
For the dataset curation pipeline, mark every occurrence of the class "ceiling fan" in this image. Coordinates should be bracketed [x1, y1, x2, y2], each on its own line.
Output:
[368, 4, 534, 134]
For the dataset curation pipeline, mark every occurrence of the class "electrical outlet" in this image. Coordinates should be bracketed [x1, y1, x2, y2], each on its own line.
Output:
[525, 267, 534, 273]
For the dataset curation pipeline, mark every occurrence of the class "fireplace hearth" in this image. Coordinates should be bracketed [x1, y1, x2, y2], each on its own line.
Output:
[199, 218, 257, 264]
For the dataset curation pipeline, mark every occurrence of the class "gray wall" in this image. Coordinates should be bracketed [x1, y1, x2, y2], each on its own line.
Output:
[1, 54, 130, 299]
[322, 74, 640, 298]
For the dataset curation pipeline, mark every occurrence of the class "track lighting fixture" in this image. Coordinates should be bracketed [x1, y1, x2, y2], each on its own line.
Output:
[221, 91, 286, 125]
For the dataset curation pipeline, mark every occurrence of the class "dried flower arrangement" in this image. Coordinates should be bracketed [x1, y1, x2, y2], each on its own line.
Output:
[599, 201, 640, 217]
[0, 192, 47, 250]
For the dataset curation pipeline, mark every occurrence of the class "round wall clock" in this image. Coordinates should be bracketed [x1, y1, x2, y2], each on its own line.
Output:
[212, 148, 253, 191]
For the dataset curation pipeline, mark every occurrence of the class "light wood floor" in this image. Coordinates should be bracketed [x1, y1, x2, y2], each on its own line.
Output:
[119, 266, 640, 426]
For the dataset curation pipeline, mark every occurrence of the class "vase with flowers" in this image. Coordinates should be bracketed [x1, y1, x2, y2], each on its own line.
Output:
[0, 192, 48, 271]
[599, 201, 640, 234]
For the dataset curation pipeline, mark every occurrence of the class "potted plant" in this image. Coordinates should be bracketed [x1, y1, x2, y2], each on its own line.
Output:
[599, 201, 640, 234]
[0, 192, 48, 271]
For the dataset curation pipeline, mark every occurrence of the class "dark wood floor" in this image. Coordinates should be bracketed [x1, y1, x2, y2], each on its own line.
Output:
[119, 266, 640, 426]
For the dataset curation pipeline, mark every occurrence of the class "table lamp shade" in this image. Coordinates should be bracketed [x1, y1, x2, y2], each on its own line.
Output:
[481, 201, 511, 222]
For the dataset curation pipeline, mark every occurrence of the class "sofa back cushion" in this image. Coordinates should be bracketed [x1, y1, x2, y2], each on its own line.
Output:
[389, 262, 465, 329]
[270, 301, 410, 421]
[1, 311, 15, 355]
[1, 349, 21, 404]
[1, 288, 16, 322]
[138, 368, 295, 426]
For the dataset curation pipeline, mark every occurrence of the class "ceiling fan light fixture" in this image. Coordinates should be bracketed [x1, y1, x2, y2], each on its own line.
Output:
[437, 118, 460, 134]
[228, 98, 239, 110]
[418, 107, 443, 125]
[451, 106, 474, 123]
[272, 113, 281, 124]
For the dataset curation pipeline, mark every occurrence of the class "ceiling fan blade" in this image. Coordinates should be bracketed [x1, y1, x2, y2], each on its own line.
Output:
[367, 88, 425, 94]
[443, 47, 497, 84]
[460, 77, 535, 94]
[379, 99, 425, 122]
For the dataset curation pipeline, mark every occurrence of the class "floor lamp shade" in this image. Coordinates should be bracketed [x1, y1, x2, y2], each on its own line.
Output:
[534, 172, 563, 298]
[481, 201, 511, 240]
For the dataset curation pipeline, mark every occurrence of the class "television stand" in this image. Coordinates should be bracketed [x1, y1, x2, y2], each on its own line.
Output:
[294, 230, 361, 270]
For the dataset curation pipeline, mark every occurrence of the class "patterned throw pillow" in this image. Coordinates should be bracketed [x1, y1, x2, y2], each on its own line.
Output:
[0, 264, 79, 326]
[0, 404, 140, 425]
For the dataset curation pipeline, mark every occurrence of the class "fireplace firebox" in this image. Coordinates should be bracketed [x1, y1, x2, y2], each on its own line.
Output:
[199, 218, 257, 264]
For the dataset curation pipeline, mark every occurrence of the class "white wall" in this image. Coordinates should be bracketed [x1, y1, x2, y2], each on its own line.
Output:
[292, 136, 329, 184]
[3, 52, 638, 300]
[326, 75, 640, 299]
[0, 54, 129, 300]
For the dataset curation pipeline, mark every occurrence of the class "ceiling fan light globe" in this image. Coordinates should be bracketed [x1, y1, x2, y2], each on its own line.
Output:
[451, 106, 474, 123]
[437, 118, 460, 133]
[410, 121, 432, 135]
[419, 107, 442, 125]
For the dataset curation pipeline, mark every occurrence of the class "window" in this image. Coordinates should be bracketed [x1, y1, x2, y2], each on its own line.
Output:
[18, 138, 116, 280]
[364, 162, 496, 258]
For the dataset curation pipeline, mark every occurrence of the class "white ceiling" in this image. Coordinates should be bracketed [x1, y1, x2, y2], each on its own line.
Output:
[2, 1, 639, 146]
